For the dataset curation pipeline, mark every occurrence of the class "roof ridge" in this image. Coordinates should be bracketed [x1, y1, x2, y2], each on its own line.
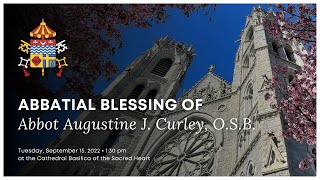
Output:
[179, 71, 231, 100]
[180, 72, 211, 98]
[208, 72, 231, 85]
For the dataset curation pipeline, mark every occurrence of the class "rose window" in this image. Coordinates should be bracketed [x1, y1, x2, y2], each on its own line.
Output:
[146, 129, 216, 176]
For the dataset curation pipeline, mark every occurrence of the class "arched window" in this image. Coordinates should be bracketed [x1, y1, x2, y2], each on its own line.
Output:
[272, 42, 279, 55]
[242, 56, 250, 80]
[145, 89, 158, 100]
[151, 58, 172, 77]
[140, 89, 158, 113]
[246, 27, 254, 41]
[243, 27, 253, 51]
[146, 127, 216, 176]
[243, 56, 250, 68]
[284, 46, 295, 62]
[247, 162, 255, 176]
[127, 84, 144, 99]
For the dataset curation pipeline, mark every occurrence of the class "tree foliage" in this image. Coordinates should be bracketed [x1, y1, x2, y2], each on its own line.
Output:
[264, 4, 316, 170]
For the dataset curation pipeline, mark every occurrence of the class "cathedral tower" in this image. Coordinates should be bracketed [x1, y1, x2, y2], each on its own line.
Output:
[230, 6, 314, 176]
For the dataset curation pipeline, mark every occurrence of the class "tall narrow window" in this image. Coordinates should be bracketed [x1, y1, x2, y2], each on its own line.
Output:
[242, 57, 250, 80]
[246, 27, 254, 41]
[247, 162, 255, 176]
[243, 27, 253, 51]
[140, 89, 158, 113]
[151, 58, 172, 77]
[272, 42, 279, 54]
[284, 46, 295, 62]
[245, 83, 253, 115]
[128, 84, 144, 99]
[145, 89, 158, 100]
[287, 74, 295, 88]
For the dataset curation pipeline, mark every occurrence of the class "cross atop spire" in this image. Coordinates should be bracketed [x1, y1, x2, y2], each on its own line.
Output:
[208, 64, 215, 73]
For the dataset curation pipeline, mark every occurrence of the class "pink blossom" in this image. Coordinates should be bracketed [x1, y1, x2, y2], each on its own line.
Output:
[264, 4, 316, 170]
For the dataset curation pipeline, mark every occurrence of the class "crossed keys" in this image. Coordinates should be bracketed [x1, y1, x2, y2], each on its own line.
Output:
[56, 40, 68, 54]
[18, 40, 30, 54]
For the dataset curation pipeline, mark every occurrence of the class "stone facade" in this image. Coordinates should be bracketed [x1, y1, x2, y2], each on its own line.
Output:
[20, 6, 316, 176]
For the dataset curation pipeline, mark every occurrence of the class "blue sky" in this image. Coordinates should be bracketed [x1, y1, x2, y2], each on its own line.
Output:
[94, 4, 269, 98]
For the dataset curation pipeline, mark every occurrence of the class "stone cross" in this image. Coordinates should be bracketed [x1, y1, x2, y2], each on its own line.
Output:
[208, 64, 215, 72]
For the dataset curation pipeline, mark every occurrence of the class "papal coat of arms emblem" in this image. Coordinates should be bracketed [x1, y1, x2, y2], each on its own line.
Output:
[18, 19, 68, 77]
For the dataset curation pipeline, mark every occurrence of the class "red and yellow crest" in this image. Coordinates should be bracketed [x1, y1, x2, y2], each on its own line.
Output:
[18, 19, 68, 77]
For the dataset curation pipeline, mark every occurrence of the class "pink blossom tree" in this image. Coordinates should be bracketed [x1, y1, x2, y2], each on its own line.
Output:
[264, 4, 316, 170]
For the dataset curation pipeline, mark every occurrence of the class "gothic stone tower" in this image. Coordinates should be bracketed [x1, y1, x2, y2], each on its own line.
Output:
[227, 6, 315, 176]
[20, 37, 195, 175]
